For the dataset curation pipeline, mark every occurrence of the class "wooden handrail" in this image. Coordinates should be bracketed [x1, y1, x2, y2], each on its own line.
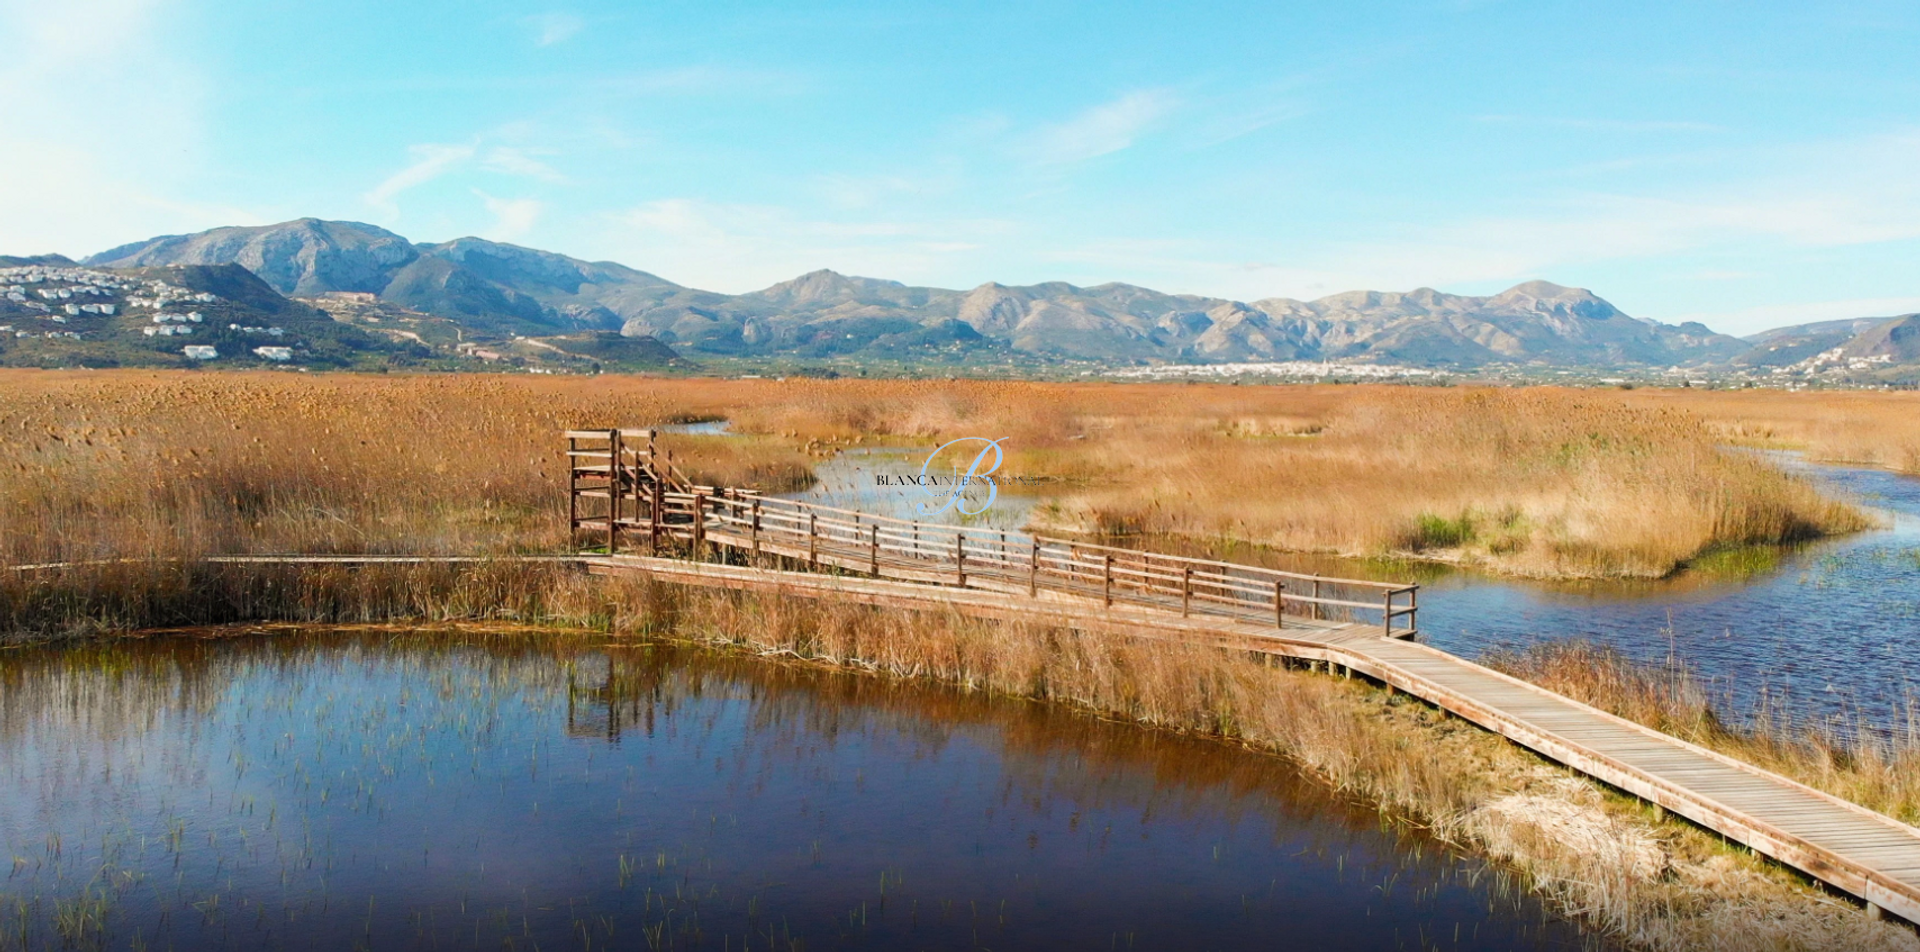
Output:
[572, 432, 1418, 635]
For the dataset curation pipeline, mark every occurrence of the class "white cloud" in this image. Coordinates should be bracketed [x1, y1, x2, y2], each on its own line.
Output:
[525, 12, 583, 47]
[473, 191, 544, 242]
[1028, 90, 1178, 164]
[481, 147, 566, 182]
[363, 144, 477, 218]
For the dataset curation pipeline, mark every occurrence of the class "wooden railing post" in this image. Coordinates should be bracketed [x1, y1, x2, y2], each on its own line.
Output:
[751, 498, 762, 558]
[567, 436, 579, 546]
[808, 513, 818, 566]
[1103, 554, 1113, 607]
[955, 533, 966, 586]
[692, 493, 706, 560]
[1181, 565, 1192, 617]
[1275, 580, 1286, 629]
[1029, 539, 1039, 596]
[1382, 591, 1392, 637]
[649, 480, 663, 553]
[1311, 576, 1322, 621]
[870, 524, 880, 576]
[609, 430, 623, 553]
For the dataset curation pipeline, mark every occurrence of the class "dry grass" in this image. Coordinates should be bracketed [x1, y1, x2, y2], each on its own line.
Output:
[2, 532, 1917, 945]
[569, 576, 1919, 951]
[1621, 388, 1920, 474]
[1486, 641, 1920, 827]
[725, 379, 1866, 577]
[0, 371, 1867, 579]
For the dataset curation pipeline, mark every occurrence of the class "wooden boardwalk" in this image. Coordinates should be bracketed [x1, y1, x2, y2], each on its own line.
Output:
[570, 428, 1920, 924]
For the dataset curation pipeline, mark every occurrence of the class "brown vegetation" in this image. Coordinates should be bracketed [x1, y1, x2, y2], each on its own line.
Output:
[1620, 388, 1920, 475]
[1486, 640, 1920, 827]
[3, 364, 1918, 947]
[0, 370, 1866, 581]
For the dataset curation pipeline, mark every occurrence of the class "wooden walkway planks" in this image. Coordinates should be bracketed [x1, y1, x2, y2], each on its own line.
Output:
[587, 552, 1920, 924]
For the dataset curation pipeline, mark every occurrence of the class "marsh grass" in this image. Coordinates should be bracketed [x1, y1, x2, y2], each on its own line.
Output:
[1622, 389, 1920, 474]
[570, 575, 1919, 951]
[1485, 640, 1920, 827]
[0, 371, 1866, 581]
[2, 558, 1917, 949]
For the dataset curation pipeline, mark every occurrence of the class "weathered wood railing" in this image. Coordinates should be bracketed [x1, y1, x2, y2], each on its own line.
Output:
[568, 428, 1415, 636]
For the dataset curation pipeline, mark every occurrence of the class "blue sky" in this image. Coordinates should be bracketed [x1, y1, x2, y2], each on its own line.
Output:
[3, 0, 1917, 334]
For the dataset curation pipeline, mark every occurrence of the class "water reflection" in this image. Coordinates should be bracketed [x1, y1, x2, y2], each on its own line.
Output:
[777, 442, 1920, 734]
[0, 630, 1602, 951]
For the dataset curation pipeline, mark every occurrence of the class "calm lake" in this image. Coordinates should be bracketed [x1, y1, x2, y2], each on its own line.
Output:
[0, 631, 1602, 951]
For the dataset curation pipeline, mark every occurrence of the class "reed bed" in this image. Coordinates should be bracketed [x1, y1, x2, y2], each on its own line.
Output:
[1620, 389, 1920, 475]
[564, 575, 1918, 951]
[0, 370, 1865, 582]
[1485, 641, 1920, 827]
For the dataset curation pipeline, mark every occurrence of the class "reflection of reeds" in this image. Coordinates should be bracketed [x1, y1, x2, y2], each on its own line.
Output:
[573, 577, 1915, 951]
[1485, 640, 1920, 826]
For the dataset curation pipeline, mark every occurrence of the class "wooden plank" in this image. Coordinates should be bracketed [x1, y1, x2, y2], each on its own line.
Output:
[566, 431, 1920, 922]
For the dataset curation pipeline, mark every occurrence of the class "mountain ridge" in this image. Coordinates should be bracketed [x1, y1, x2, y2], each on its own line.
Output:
[69, 217, 1904, 373]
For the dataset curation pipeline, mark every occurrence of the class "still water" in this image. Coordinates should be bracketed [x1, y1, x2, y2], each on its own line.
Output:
[1413, 456, 1920, 735]
[0, 632, 1601, 951]
[791, 445, 1920, 734]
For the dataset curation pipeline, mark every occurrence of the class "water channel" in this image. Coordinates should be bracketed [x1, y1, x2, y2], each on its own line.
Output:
[784, 440, 1920, 735]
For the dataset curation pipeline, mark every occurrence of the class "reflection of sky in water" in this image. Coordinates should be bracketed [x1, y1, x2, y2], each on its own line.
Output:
[781, 447, 1043, 532]
[0, 636, 1597, 952]
[693, 422, 1919, 734]
[1419, 455, 1920, 734]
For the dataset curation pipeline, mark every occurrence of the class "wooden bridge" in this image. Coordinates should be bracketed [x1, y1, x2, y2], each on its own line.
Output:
[568, 428, 1920, 925]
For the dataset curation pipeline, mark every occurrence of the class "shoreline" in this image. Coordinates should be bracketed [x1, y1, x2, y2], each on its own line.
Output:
[3, 559, 1916, 950]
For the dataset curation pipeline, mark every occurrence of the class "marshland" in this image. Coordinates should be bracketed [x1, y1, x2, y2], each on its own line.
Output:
[5, 369, 1920, 950]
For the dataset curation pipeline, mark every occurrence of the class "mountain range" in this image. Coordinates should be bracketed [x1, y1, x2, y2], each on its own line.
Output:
[16, 216, 1907, 377]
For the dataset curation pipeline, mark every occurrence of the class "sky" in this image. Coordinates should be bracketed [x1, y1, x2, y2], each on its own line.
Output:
[2, 0, 1917, 335]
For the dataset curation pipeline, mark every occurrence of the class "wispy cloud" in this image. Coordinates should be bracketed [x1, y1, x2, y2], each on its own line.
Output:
[1028, 90, 1178, 164]
[481, 147, 565, 182]
[363, 144, 476, 217]
[525, 12, 583, 47]
[474, 190, 544, 241]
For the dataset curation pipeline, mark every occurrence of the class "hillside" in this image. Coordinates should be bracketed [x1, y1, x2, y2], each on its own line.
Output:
[0, 260, 683, 372]
[82, 218, 1759, 370]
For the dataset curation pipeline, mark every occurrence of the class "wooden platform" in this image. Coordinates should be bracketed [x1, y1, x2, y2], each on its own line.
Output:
[588, 553, 1920, 924]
